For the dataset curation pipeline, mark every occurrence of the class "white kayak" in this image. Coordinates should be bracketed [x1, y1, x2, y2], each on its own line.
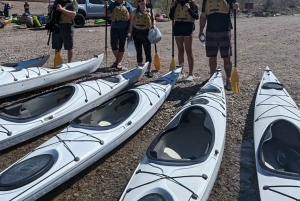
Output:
[254, 66, 300, 201]
[0, 54, 104, 99]
[0, 66, 182, 201]
[0, 55, 50, 72]
[0, 63, 148, 151]
[119, 68, 227, 201]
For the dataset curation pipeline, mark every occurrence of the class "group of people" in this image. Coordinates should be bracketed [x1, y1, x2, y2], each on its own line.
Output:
[2, 2, 30, 18]
[49, 0, 240, 90]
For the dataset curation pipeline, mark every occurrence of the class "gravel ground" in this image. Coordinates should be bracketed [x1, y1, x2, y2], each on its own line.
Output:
[1, 2, 300, 201]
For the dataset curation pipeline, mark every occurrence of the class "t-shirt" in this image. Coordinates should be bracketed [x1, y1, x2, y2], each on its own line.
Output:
[108, 1, 133, 29]
[201, 0, 233, 32]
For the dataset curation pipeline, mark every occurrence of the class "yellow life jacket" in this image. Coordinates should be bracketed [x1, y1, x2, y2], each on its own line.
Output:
[111, 2, 130, 21]
[174, 2, 194, 22]
[205, 0, 230, 15]
[133, 10, 152, 30]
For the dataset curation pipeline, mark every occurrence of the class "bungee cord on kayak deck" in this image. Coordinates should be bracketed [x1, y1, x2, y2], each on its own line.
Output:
[0, 124, 11, 136]
[121, 169, 208, 201]
[189, 82, 226, 117]
[134, 79, 172, 106]
[255, 94, 300, 122]
[263, 185, 300, 201]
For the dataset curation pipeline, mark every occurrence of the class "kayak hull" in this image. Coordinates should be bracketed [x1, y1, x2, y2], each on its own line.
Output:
[119, 68, 227, 201]
[0, 66, 182, 201]
[0, 55, 50, 72]
[254, 67, 300, 201]
[0, 54, 103, 99]
[0, 63, 148, 151]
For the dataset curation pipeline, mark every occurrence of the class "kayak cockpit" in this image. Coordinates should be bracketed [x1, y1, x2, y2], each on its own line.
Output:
[0, 86, 75, 121]
[258, 119, 300, 176]
[147, 106, 215, 165]
[72, 91, 139, 128]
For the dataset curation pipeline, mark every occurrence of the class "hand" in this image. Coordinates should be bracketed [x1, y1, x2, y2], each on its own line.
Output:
[170, 2, 175, 7]
[198, 33, 205, 41]
[183, 3, 190, 11]
[104, 1, 108, 7]
[232, 3, 239, 11]
[56, 4, 62, 11]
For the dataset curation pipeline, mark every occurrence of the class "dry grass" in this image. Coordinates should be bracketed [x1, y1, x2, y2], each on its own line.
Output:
[1, 1, 300, 201]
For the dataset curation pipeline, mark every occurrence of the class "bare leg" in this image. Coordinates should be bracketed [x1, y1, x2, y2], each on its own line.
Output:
[209, 57, 217, 77]
[113, 50, 119, 64]
[67, 49, 73, 63]
[117, 52, 124, 66]
[183, 35, 194, 77]
[175, 36, 184, 73]
[223, 57, 232, 83]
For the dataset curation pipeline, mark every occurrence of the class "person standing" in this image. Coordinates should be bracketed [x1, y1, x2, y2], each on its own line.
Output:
[51, 0, 78, 63]
[199, 0, 239, 91]
[24, 1, 30, 14]
[105, 0, 134, 70]
[169, 0, 199, 81]
[3, 3, 12, 18]
[128, 0, 155, 78]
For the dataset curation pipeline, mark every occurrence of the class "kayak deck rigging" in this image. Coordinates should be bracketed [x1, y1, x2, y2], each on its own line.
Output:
[263, 185, 300, 201]
[0, 124, 11, 136]
[122, 169, 208, 201]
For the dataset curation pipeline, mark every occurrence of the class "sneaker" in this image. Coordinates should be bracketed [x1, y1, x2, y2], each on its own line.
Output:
[225, 82, 232, 91]
[185, 75, 194, 82]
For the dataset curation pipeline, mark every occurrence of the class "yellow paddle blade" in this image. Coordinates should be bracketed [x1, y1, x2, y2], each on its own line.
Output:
[54, 52, 63, 67]
[169, 58, 175, 72]
[231, 67, 240, 94]
[153, 53, 161, 71]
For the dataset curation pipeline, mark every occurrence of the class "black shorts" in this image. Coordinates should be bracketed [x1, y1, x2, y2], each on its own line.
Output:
[205, 31, 232, 58]
[52, 25, 74, 50]
[110, 28, 128, 52]
[173, 22, 194, 37]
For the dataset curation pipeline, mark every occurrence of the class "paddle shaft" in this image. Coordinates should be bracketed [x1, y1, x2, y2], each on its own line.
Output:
[233, 0, 237, 67]
[172, 0, 174, 58]
[105, 0, 108, 65]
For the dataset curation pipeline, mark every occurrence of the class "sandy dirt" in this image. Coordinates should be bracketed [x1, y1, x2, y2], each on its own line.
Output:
[1, 1, 300, 201]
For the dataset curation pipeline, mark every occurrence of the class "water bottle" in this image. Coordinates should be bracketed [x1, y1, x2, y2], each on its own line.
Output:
[199, 33, 206, 47]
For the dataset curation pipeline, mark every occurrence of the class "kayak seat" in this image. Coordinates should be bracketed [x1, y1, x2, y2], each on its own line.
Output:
[150, 108, 213, 161]
[261, 119, 300, 174]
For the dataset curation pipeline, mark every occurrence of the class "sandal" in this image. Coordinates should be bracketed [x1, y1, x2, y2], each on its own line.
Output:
[116, 63, 123, 71]
[110, 62, 118, 68]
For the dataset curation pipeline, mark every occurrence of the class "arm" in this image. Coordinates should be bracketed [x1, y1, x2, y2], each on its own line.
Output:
[129, 12, 134, 35]
[199, 0, 206, 34]
[188, 3, 199, 20]
[104, 3, 112, 16]
[127, 4, 134, 34]
[199, 12, 206, 34]
[169, 5, 175, 20]
[57, 1, 77, 18]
